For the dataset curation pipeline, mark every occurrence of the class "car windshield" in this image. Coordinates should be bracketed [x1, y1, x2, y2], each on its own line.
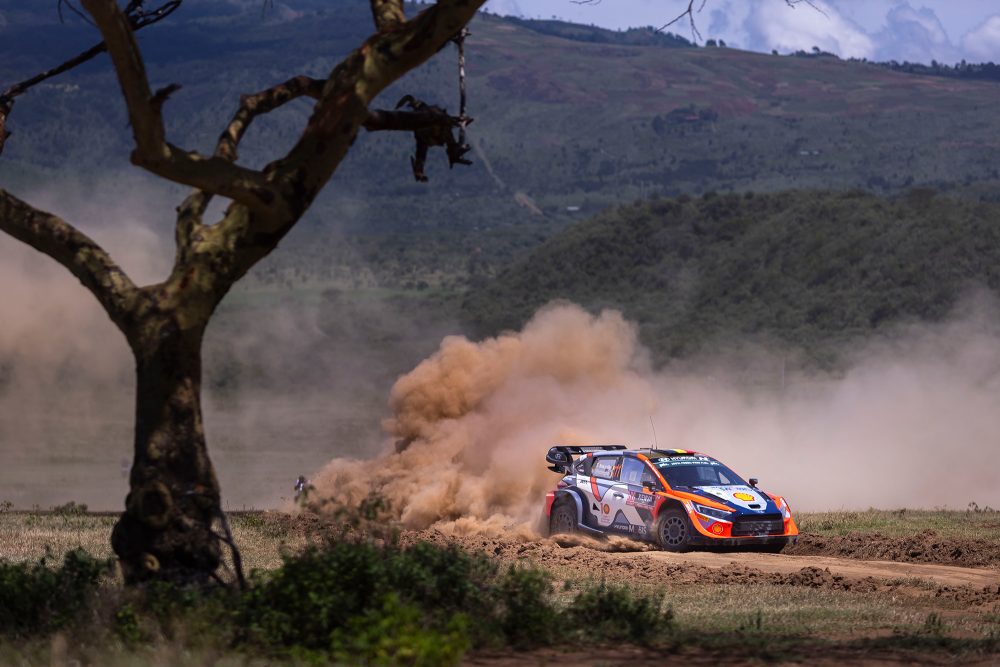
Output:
[654, 456, 748, 488]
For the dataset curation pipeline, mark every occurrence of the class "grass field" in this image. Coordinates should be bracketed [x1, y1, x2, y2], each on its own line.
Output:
[1, 507, 998, 667]
[797, 507, 1000, 543]
[3, 507, 998, 566]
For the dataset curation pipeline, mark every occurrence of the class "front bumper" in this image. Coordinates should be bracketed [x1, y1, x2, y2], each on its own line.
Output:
[688, 534, 798, 548]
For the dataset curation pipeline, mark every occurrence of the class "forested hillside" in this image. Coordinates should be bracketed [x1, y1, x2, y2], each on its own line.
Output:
[4, 0, 1000, 293]
[4, 1, 1000, 371]
[463, 189, 1000, 364]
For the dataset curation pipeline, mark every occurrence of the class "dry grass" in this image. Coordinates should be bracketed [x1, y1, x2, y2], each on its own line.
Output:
[1, 509, 998, 665]
[0, 512, 305, 572]
[796, 508, 1000, 543]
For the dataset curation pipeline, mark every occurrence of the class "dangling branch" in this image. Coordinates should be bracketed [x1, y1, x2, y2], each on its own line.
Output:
[657, 0, 708, 41]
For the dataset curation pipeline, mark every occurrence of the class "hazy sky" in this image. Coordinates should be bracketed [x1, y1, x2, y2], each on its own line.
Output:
[483, 0, 1000, 64]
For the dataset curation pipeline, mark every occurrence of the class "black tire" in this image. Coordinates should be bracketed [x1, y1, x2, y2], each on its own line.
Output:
[655, 508, 693, 552]
[549, 500, 577, 536]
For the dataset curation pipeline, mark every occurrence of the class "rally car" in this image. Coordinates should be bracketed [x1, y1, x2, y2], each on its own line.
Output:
[543, 445, 798, 551]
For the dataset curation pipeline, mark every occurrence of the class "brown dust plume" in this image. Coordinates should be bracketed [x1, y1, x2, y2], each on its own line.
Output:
[313, 300, 1000, 534]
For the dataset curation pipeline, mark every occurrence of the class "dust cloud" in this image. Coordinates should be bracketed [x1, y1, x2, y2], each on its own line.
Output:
[313, 300, 1000, 534]
[0, 179, 445, 510]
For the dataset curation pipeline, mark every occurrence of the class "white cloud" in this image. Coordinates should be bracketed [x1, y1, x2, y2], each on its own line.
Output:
[743, 0, 875, 59]
[963, 15, 1000, 62]
[488, 1, 1000, 65]
[874, 3, 958, 64]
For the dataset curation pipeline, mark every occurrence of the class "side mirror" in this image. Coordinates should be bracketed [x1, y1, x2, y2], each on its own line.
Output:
[749, 478, 758, 488]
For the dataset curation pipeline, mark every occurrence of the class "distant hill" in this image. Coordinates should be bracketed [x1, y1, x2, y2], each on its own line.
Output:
[461, 189, 1000, 365]
[3, 2, 1000, 291]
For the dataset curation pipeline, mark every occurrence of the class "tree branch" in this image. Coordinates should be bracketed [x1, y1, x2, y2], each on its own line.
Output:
[371, 0, 406, 30]
[0, 189, 140, 330]
[80, 0, 282, 220]
[215, 75, 325, 163]
[257, 0, 485, 233]
[363, 108, 465, 133]
[658, 0, 707, 41]
[171, 75, 324, 262]
[0, 1, 182, 157]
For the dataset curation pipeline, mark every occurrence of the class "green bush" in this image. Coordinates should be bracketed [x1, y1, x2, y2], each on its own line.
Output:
[563, 580, 673, 644]
[330, 594, 470, 667]
[0, 540, 683, 660]
[0, 549, 112, 638]
[236, 540, 501, 653]
[496, 567, 556, 647]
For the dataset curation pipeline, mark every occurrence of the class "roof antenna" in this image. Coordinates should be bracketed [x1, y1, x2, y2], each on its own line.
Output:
[649, 416, 659, 450]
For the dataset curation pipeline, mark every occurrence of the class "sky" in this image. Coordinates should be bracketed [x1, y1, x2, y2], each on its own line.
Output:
[482, 0, 1000, 64]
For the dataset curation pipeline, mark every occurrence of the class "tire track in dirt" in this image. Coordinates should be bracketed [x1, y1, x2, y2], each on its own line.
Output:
[615, 549, 1000, 588]
[400, 528, 1000, 608]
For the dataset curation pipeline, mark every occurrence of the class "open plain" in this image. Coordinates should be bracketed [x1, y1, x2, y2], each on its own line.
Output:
[2, 508, 999, 665]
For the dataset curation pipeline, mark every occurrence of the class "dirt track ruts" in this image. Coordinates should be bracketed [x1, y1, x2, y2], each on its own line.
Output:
[612, 549, 1000, 588]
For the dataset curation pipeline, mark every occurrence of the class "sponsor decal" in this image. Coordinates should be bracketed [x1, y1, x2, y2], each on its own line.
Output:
[602, 504, 610, 515]
[711, 523, 725, 535]
[733, 492, 755, 502]
[655, 455, 718, 467]
[626, 491, 656, 509]
[626, 524, 648, 536]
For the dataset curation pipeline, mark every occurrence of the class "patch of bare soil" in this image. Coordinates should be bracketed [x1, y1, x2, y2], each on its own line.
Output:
[464, 646, 1000, 667]
[787, 530, 1000, 569]
[400, 528, 1000, 608]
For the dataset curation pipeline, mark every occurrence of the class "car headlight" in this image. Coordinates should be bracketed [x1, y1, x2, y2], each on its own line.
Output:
[693, 503, 734, 522]
[777, 497, 792, 520]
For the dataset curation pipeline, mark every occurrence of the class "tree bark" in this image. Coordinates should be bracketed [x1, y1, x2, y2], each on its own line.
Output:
[2, 0, 486, 586]
[112, 310, 221, 584]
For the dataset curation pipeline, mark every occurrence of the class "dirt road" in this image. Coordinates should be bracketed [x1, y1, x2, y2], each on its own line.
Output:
[405, 527, 1000, 605]
[614, 549, 1000, 588]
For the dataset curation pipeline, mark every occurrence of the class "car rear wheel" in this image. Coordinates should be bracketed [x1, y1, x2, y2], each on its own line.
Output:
[549, 500, 577, 536]
[655, 508, 692, 552]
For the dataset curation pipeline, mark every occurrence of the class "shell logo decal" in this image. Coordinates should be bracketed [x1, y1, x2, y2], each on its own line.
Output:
[602, 504, 610, 514]
[733, 492, 755, 502]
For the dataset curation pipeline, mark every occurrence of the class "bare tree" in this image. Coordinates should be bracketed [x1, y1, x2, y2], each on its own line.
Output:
[0, 0, 484, 584]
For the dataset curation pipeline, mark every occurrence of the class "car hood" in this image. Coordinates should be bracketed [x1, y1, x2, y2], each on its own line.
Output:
[686, 485, 777, 514]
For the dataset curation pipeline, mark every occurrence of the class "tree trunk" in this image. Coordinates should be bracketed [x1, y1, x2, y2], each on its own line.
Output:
[111, 314, 222, 584]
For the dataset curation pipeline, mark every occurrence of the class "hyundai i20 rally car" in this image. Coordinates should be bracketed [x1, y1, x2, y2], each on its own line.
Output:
[543, 446, 798, 552]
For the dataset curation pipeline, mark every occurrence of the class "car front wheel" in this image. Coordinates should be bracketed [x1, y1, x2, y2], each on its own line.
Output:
[549, 500, 577, 536]
[655, 508, 692, 552]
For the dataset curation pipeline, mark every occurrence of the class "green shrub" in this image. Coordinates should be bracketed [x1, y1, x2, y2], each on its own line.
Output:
[563, 581, 673, 644]
[496, 567, 556, 647]
[330, 594, 470, 667]
[0, 548, 112, 638]
[236, 540, 498, 653]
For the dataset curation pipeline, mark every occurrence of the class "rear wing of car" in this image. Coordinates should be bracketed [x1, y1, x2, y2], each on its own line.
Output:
[546, 444, 627, 473]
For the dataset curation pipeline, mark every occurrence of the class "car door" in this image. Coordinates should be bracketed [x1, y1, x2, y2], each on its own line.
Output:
[615, 457, 658, 539]
[584, 455, 623, 529]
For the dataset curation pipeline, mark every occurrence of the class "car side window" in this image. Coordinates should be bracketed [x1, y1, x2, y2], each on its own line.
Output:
[620, 457, 645, 486]
[591, 456, 621, 480]
[573, 458, 590, 476]
[640, 464, 662, 490]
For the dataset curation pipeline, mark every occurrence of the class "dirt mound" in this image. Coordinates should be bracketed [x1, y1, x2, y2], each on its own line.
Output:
[787, 530, 1000, 569]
